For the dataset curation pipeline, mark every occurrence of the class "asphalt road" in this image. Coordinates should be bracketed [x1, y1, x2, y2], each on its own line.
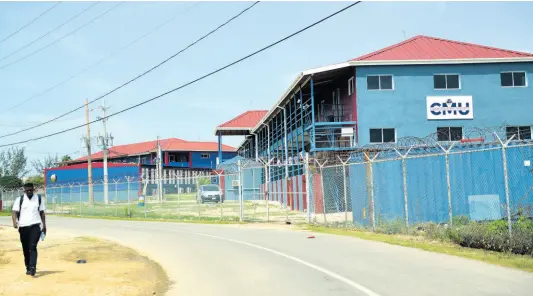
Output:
[1, 216, 532, 296]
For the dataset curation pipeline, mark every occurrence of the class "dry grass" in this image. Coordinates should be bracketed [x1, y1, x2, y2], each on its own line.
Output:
[0, 226, 169, 296]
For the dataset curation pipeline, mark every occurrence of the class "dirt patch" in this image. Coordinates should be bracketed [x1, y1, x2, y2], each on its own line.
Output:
[0, 226, 168, 296]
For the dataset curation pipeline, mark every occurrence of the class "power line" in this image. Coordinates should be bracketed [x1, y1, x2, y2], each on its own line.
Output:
[0, 2, 124, 71]
[0, 1, 259, 138]
[0, 2, 98, 63]
[0, 1, 201, 114]
[0, 1, 361, 149]
[0, 2, 62, 45]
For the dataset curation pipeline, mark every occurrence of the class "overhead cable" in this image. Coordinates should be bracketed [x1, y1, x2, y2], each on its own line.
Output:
[0, 1, 124, 71]
[0, 1, 259, 138]
[0, 1, 361, 148]
[0, 2, 98, 62]
[1, 1, 201, 114]
[0, 2, 62, 45]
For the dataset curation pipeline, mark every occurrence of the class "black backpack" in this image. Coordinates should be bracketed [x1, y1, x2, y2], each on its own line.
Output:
[17, 194, 42, 220]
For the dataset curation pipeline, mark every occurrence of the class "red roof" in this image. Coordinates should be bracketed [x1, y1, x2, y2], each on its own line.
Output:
[47, 162, 137, 171]
[352, 35, 533, 62]
[217, 110, 267, 129]
[74, 138, 235, 162]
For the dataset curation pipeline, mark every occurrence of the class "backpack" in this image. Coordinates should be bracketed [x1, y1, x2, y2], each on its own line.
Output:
[16, 194, 42, 220]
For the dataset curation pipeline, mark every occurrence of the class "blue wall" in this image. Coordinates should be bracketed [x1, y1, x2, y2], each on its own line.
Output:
[189, 152, 237, 169]
[348, 145, 533, 226]
[45, 166, 141, 203]
[46, 166, 139, 185]
[356, 62, 533, 145]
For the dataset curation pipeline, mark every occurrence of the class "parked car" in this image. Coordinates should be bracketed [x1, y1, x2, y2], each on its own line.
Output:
[197, 184, 224, 203]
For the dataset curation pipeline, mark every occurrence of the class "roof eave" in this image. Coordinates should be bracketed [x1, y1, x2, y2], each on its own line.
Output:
[248, 61, 352, 134]
[214, 127, 253, 136]
[350, 57, 533, 66]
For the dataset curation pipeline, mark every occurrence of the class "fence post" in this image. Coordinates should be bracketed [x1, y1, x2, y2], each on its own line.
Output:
[69, 184, 73, 215]
[364, 152, 377, 231]
[304, 153, 311, 224]
[394, 148, 412, 229]
[337, 156, 349, 227]
[495, 133, 514, 236]
[79, 183, 83, 217]
[264, 160, 272, 222]
[437, 142, 456, 226]
[214, 171, 222, 220]
[315, 159, 328, 225]
[196, 174, 201, 219]
[60, 185, 63, 215]
[238, 160, 243, 222]
[177, 176, 181, 219]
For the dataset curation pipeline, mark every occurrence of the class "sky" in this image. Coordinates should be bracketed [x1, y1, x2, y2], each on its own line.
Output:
[0, 0, 532, 174]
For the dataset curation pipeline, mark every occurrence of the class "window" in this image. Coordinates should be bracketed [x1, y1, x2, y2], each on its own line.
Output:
[501, 72, 527, 87]
[201, 153, 210, 159]
[434, 74, 460, 89]
[437, 127, 463, 141]
[369, 128, 395, 143]
[348, 76, 355, 95]
[169, 155, 176, 162]
[367, 75, 393, 90]
[506, 126, 531, 140]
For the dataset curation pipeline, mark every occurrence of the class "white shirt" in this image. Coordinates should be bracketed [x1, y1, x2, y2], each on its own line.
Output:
[12, 194, 45, 227]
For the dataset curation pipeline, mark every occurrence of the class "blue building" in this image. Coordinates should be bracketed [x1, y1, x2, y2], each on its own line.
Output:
[228, 35, 533, 167]
[216, 35, 533, 218]
[47, 138, 237, 199]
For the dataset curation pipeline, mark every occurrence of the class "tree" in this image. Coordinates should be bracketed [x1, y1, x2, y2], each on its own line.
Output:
[60, 154, 72, 166]
[0, 175, 23, 189]
[32, 154, 59, 176]
[26, 175, 45, 187]
[0, 147, 29, 178]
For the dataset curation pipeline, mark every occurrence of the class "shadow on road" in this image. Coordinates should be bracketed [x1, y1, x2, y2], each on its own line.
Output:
[35, 270, 64, 278]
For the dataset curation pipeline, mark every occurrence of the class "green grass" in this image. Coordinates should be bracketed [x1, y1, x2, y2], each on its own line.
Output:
[53, 213, 245, 225]
[306, 225, 533, 273]
[0, 211, 12, 216]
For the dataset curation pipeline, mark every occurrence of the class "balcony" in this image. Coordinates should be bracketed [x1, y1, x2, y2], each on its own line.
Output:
[314, 123, 356, 151]
[167, 162, 189, 168]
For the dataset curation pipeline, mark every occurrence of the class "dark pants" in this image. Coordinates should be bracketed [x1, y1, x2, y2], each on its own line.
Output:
[19, 224, 41, 270]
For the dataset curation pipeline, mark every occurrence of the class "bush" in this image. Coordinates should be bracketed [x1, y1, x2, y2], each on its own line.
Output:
[449, 218, 533, 256]
[375, 218, 407, 235]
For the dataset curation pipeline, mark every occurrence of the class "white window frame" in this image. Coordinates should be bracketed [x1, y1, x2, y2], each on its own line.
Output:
[366, 74, 394, 91]
[501, 71, 528, 88]
[437, 126, 463, 142]
[506, 125, 531, 140]
[369, 128, 396, 143]
[348, 76, 355, 95]
[433, 73, 461, 90]
[201, 153, 210, 159]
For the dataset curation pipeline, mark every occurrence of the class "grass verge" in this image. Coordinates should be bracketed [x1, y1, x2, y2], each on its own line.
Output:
[51, 213, 246, 225]
[307, 225, 533, 273]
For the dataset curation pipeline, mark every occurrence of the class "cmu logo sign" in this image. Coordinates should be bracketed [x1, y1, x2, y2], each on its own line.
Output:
[426, 96, 473, 120]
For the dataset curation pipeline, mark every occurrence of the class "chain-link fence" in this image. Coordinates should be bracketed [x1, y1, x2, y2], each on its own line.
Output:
[314, 139, 533, 237]
[2, 131, 531, 237]
[0, 160, 308, 224]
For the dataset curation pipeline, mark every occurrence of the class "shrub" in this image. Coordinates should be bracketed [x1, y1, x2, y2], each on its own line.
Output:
[449, 218, 533, 256]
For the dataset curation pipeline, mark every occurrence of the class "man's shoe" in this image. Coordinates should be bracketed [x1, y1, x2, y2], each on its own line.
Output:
[26, 269, 31, 275]
[29, 267, 36, 277]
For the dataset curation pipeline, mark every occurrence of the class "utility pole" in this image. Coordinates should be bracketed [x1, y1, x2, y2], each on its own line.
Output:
[94, 100, 112, 204]
[84, 99, 94, 205]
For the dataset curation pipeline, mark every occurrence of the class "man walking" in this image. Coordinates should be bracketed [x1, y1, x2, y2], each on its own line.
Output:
[12, 183, 47, 276]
